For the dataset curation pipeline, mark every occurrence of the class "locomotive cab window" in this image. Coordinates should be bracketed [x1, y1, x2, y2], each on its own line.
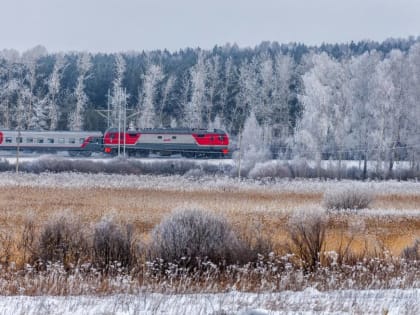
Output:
[219, 136, 224, 141]
[79, 138, 85, 144]
[5, 137, 12, 143]
[197, 134, 204, 138]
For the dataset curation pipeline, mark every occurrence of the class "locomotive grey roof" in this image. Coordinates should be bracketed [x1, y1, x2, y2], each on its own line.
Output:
[105, 127, 227, 135]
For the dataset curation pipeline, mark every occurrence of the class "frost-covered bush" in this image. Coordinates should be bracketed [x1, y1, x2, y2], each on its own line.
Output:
[287, 211, 327, 271]
[150, 209, 243, 267]
[93, 218, 134, 271]
[38, 215, 88, 266]
[0, 159, 12, 172]
[323, 186, 373, 210]
[248, 161, 292, 179]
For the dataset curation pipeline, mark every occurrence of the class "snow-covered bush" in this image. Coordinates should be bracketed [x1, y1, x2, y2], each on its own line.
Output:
[287, 210, 328, 271]
[150, 209, 243, 268]
[93, 218, 134, 271]
[248, 161, 292, 179]
[324, 186, 373, 210]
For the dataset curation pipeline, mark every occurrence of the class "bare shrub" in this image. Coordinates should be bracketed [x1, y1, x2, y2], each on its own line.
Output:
[19, 215, 36, 264]
[93, 218, 134, 271]
[150, 209, 243, 268]
[37, 215, 88, 267]
[401, 239, 420, 261]
[323, 186, 373, 210]
[287, 211, 327, 272]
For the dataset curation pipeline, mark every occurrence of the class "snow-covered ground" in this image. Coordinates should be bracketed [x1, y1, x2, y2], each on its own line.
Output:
[0, 288, 418, 314]
[0, 171, 419, 196]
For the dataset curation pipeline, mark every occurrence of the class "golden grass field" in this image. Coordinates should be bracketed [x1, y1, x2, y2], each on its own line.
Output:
[0, 184, 419, 265]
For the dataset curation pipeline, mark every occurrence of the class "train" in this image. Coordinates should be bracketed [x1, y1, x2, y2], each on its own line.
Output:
[0, 130, 103, 156]
[0, 128, 230, 158]
[102, 127, 230, 158]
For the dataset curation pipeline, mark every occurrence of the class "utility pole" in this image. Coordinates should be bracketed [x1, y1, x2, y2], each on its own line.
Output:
[237, 130, 242, 181]
[123, 88, 127, 157]
[107, 88, 110, 129]
[16, 127, 21, 174]
[117, 88, 121, 157]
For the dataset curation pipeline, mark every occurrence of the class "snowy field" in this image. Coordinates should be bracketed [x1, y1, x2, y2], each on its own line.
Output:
[0, 171, 418, 315]
[0, 289, 418, 315]
[0, 171, 419, 196]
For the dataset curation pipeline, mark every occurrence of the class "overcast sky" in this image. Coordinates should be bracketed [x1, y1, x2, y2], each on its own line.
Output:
[1, 0, 420, 53]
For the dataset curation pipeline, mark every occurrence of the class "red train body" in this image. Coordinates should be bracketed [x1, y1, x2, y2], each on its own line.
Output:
[102, 128, 230, 158]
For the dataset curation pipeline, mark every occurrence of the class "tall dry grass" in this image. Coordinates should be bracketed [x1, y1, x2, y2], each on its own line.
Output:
[0, 182, 418, 295]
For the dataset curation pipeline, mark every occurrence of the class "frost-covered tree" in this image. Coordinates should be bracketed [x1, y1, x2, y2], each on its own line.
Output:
[185, 51, 207, 128]
[237, 111, 271, 174]
[294, 53, 336, 165]
[219, 56, 238, 132]
[21, 45, 47, 128]
[69, 53, 92, 131]
[137, 63, 164, 128]
[347, 51, 381, 177]
[236, 58, 259, 131]
[407, 44, 420, 169]
[44, 53, 66, 130]
[110, 53, 127, 128]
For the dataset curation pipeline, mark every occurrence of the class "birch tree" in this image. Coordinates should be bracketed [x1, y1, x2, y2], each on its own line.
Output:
[69, 52, 92, 131]
[45, 53, 66, 130]
[111, 53, 127, 128]
[137, 64, 164, 128]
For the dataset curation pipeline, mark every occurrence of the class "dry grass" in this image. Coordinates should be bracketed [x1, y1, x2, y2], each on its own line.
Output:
[0, 186, 419, 265]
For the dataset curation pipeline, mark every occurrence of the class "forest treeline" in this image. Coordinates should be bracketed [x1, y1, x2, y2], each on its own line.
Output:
[1, 37, 420, 171]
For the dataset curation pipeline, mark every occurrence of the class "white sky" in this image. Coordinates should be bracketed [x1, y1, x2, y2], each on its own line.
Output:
[1, 0, 419, 53]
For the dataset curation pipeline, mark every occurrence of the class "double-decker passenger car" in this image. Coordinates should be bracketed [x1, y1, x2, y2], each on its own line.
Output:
[0, 130, 103, 156]
[102, 128, 230, 158]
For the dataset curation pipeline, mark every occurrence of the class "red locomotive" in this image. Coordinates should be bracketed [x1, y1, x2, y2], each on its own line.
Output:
[103, 128, 230, 158]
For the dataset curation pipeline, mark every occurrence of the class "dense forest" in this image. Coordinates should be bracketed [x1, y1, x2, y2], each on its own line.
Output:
[1, 37, 420, 172]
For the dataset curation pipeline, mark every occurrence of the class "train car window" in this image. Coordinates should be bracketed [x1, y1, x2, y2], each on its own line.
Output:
[37, 138, 44, 144]
[157, 136, 162, 139]
[47, 138, 54, 144]
[5, 137, 12, 143]
[58, 138, 65, 144]
[16, 137, 23, 143]
[172, 136, 177, 139]
[26, 138, 33, 143]
[68, 138, 76, 144]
